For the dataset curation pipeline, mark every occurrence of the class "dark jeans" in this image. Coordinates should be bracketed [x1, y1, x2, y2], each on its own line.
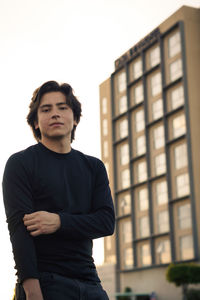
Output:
[15, 272, 109, 300]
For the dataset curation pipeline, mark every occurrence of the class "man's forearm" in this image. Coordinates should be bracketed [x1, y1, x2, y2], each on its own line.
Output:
[23, 211, 61, 236]
[23, 278, 44, 300]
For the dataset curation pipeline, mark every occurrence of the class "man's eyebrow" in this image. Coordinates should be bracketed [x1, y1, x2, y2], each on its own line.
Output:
[39, 104, 52, 109]
[39, 102, 67, 109]
[56, 102, 68, 106]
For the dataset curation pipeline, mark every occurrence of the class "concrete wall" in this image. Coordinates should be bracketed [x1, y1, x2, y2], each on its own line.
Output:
[97, 263, 116, 300]
[120, 267, 182, 300]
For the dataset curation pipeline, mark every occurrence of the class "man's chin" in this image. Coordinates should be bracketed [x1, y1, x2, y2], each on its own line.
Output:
[51, 135, 66, 140]
[44, 134, 69, 141]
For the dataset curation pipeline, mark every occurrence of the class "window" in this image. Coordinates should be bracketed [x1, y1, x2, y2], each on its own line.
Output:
[153, 125, 165, 149]
[117, 72, 126, 93]
[133, 59, 142, 79]
[155, 153, 166, 176]
[103, 141, 108, 158]
[139, 216, 150, 238]
[124, 248, 133, 269]
[122, 220, 132, 243]
[156, 240, 171, 264]
[152, 99, 163, 121]
[134, 84, 144, 104]
[120, 143, 129, 165]
[119, 119, 128, 139]
[102, 119, 108, 136]
[140, 244, 151, 266]
[151, 72, 162, 96]
[135, 110, 145, 132]
[171, 86, 184, 110]
[138, 188, 149, 211]
[180, 235, 194, 260]
[102, 97, 107, 114]
[121, 169, 130, 189]
[169, 31, 181, 58]
[174, 143, 188, 169]
[119, 95, 127, 114]
[119, 194, 131, 216]
[137, 161, 147, 183]
[169, 59, 183, 82]
[157, 210, 169, 233]
[136, 135, 146, 156]
[178, 203, 192, 230]
[150, 46, 160, 68]
[156, 181, 168, 205]
[176, 173, 190, 197]
[172, 114, 186, 138]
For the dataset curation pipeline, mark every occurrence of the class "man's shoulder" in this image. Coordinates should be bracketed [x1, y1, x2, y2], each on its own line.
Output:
[9, 144, 39, 159]
[6, 144, 39, 167]
[3, 144, 40, 178]
[73, 149, 104, 168]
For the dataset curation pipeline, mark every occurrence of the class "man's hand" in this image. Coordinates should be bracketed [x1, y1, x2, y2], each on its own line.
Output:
[23, 211, 61, 236]
[23, 278, 44, 300]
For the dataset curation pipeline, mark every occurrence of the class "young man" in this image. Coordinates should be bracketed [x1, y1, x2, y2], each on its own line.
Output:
[3, 81, 115, 300]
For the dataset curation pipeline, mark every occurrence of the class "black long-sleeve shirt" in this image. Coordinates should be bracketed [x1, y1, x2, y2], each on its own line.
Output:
[2, 143, 115, 283]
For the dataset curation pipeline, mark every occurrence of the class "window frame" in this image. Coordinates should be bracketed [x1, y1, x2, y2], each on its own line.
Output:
[176, 173, 190, 198]
[168, 31, 181, 58]
[154, 153, 166, 176]
[137, 161, 147, 183]
[135, 110, 145, 133]
[151, 72, 162, 97]
[169, 58, 183, 82]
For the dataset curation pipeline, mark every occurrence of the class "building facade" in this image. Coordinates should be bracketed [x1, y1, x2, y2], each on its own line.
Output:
[99, 6, 200, 300]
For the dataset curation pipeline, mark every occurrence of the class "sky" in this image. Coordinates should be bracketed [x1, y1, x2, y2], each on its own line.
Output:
[0, 0, 200, 298]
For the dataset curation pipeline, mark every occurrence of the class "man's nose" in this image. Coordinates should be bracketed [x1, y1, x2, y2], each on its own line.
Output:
[51, 108, 60, 119]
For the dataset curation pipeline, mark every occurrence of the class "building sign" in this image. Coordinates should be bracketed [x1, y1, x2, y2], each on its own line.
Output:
[115, 28, 160, 70]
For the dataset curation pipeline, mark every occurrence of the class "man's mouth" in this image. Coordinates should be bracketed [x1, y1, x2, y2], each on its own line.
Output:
[50, 122, 64, 127]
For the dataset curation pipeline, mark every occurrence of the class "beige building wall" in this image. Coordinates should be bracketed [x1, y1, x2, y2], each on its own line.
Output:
[182, 7, 200, 255]
[99, 78, 116, 265]
[99, 5, 200, 300]
[97, 263, 116, 300]
[120, 268, 182, 300]
[160, 4, 200, 261]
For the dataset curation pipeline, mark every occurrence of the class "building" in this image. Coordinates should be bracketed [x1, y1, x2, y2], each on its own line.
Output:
[99, 6, 200, 300]
[97, 263, 116, 300]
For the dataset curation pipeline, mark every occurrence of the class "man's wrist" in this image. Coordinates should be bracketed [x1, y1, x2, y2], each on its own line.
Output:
[22, 278, 42, 297]
[54, 213, 61, 230]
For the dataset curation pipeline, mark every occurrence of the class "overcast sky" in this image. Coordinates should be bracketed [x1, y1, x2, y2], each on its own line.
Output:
[0, 0, 200, 298]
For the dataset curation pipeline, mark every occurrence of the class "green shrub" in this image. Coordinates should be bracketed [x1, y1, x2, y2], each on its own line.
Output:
[118, 287, 132, 300]
[166, 263, 200, 286]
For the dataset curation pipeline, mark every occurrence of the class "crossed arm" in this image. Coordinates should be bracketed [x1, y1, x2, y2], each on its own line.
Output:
[23, 211, 61, 236]
[22, 211, 61, 300]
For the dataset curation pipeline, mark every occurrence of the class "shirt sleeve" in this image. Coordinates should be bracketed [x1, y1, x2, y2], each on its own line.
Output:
[2, 154, 39, 283]
[58, 159, 115, 240]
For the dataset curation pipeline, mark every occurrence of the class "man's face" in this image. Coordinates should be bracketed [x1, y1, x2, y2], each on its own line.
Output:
[35, 91, 76, 142]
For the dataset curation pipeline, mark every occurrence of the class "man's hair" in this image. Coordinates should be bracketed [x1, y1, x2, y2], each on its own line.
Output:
[27, 80, 82, 143]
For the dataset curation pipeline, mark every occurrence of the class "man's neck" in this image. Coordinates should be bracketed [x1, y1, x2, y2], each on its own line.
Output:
[40, 137, 71, 154]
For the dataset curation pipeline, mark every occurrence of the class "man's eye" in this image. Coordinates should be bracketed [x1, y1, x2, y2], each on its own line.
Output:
[60, 106, 68, 110]
[41, 109, 50, 113]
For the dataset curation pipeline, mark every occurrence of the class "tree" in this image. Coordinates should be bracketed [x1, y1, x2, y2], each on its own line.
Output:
[118, 287, 132, 300]
[166, 263, 200, 300]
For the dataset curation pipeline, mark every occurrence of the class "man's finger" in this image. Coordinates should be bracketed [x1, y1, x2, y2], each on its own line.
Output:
[23, 213, 36, 221]
[27, 225, 38, 232]
[24, 219, 33, 225]
[30, 230, 41, 237]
